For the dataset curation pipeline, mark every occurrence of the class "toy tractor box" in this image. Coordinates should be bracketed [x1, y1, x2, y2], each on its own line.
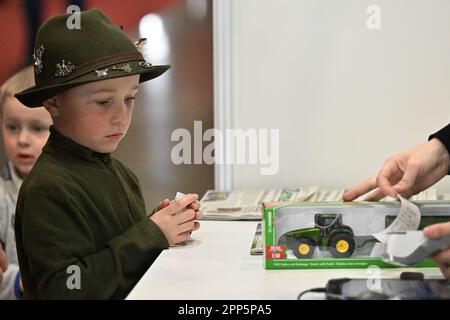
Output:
[262, 201, 450, 269]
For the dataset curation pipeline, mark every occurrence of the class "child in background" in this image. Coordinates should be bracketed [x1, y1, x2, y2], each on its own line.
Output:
[0, 66, 52, 299]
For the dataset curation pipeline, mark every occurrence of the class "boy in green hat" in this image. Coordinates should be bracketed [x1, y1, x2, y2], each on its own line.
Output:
[14, 8, 202, 299]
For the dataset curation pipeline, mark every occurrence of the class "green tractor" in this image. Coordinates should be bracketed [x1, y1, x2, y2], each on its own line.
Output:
[283, 213, 356, 259]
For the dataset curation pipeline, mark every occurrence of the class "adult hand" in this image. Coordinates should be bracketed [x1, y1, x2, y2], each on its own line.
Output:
[343, 139, 450, 201]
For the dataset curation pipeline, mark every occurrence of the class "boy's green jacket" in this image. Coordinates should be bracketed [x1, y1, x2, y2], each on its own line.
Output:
[15, 126, 169, 299]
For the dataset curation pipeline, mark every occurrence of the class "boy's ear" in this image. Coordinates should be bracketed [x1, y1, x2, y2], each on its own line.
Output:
[43, 97, 60, 118]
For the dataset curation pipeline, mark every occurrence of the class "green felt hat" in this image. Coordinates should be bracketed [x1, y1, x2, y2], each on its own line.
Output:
[15, 8, 171, 108]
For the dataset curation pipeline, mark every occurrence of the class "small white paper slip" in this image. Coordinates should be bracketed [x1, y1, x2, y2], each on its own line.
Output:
[175, 192, 186, 201]
[372, 195, 421, 243]
[174, 192, 186, 214]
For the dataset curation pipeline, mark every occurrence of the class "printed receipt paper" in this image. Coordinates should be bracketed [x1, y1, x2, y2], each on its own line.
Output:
[373, 195, 421, 243]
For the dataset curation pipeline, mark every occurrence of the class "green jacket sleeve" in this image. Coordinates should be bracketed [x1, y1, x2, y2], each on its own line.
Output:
[18, 183, 169, 299]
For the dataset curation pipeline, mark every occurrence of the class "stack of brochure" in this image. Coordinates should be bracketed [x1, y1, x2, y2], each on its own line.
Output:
[200, 187, 438, 222]
[200, 187, 319, 221]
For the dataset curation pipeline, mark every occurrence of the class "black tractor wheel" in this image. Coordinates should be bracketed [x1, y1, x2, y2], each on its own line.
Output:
[289, 237, 316, 259]
[329, 234, 355, 258]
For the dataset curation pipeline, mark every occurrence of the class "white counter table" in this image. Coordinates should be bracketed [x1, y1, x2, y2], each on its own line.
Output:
[127, 221, 444, 300]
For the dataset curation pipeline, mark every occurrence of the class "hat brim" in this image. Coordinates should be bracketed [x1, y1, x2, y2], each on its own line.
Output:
[15, 61, 171, 108]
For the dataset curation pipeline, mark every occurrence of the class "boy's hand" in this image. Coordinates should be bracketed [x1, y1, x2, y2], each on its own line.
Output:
[150, 194, 202, 245]
[149, 198, 171, 216]
[423, 222, 450, 279]
[150, 198, 201, 216]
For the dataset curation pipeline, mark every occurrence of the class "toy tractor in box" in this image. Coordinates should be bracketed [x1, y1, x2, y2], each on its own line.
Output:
[282, 213, 378, 259]
[283, 214, 356, 259]
[282, 213, 450, 259]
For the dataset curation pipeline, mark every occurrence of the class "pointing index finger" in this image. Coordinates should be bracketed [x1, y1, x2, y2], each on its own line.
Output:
[342, 176, 377, 202]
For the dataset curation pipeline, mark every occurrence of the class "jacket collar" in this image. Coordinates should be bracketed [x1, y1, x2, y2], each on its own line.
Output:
[43, 125, 111, 163]
[2, 161, 23, 194]
[8, 161, 22, 189]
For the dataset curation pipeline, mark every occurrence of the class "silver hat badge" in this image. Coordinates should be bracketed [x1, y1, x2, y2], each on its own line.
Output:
[95, 68, 109, 78]
[33, 45, 44, 74]
[55, 60, 75, 77]
[138, 61, 152, 68]
[112, 64, 132, 73]
[134, 38, 147, 50]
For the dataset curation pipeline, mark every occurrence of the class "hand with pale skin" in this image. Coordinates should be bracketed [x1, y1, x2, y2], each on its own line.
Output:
[343, 138, 450, 201]
[150, 193, 202, 245]
[424, 223, 450, 279]
[342, 137, 450, 279]
[151, 197, 201, 216]
[0, 246, 7, 286]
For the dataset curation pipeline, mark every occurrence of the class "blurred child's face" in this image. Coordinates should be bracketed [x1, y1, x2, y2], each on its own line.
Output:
[1, 97, 52, 178]
[48, 75, 139, 153]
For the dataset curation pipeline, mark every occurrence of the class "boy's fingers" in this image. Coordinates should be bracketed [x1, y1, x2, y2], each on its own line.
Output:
[160, 194, 198, 215]
[156, 199, 170, 212]
[174, 194, 198, 211]
[188, 200, 200, 211]
[178, 220, 196, 234]
[174, 221, 201, 244]
[192, 221, 200, 232]
[176, 231, 192, 244]
[175, 208, 196, 224]
[195, 210, 203, 220]
[423, 222, 450, 239]
[160, 199, 170, 208]
[150, 199, 171, 215]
